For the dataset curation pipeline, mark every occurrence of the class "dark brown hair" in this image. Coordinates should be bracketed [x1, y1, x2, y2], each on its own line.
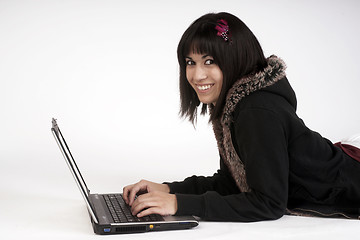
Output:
[177, 12, 267, 123]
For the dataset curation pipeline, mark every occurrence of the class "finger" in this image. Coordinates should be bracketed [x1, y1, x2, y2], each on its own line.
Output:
[128, 181, 148, 206]
[131, 199, 148, 216]
[123, 184, 140, 206]
[122, 185, 133, 204]
[137, 207, 162, 218]
[128, 186, 142, 206]
[131, 194, 155, 216]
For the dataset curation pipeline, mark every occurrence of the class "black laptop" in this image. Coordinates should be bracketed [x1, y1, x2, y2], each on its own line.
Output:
[51, 118, 198, 235]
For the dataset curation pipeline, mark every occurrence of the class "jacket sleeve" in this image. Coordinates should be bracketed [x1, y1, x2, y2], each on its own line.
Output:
[166, 159, 240, 196]
[169, 108, 290, 221]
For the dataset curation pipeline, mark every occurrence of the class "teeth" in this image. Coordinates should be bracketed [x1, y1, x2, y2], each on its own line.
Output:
[197, 84, 212, 90]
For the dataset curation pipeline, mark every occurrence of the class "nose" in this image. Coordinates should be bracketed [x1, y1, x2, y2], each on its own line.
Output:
[193, 65, 207, 82]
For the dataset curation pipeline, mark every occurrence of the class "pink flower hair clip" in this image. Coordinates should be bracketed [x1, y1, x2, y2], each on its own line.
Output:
[215, 19, 231, 42]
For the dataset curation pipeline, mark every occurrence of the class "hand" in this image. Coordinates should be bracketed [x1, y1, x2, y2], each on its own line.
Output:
[123, 179, 170, 206]
[131, 191, 178, 217]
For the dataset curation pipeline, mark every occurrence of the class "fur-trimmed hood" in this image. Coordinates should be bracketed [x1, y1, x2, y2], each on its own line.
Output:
[212, 55, 287, 192]
[222, 55, 288, 125]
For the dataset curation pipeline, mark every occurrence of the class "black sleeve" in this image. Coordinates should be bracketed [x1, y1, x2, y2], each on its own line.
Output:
[166, 158, 240, 196]
[170, 108, 290, 222]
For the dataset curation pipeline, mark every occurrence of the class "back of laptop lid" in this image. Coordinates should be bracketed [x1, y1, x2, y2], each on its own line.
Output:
[51, 118, 99, 224]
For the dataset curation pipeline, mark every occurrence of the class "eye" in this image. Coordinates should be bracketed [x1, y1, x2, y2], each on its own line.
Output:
[186, 59, 195, 66]
[205, 59, 214, 65]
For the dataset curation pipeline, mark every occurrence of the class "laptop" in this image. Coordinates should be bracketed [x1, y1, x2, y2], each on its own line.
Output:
[51, 118, 199, 235]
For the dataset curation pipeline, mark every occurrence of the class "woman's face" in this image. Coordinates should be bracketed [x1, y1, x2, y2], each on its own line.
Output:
[185, 52, 223, 105]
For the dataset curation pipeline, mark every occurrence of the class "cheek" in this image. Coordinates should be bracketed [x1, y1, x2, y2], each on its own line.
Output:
[214, 69, 223, 86]
[185, 69, 193, 83]
[219, 76, 223, 89]
[215, 72, 223, 95]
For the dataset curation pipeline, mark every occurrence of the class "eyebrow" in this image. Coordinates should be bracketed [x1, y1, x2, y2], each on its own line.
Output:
[185, 54, 211, 59]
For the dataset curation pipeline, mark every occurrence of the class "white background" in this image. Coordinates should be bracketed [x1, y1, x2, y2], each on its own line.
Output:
[1, 0, 360, 239]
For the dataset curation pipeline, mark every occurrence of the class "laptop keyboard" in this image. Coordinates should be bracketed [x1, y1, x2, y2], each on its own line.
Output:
[103, 194, 164, 223]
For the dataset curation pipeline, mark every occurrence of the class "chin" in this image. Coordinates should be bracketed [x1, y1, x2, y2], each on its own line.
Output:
[200, 101, 214, 105]
[199, 100, 210, 105]
[198, 97, 215, 105]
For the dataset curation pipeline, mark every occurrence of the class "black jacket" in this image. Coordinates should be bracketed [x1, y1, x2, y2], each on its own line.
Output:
[167, 58, 360, 221]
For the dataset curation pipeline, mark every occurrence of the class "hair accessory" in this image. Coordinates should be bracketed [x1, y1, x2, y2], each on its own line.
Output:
[215, 19, 231, 42]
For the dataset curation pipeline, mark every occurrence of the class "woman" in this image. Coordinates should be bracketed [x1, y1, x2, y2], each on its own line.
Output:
[123, 12, 360, 222]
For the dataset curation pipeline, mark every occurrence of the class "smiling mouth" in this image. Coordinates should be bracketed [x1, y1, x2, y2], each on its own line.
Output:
[196, 84, 214, 91]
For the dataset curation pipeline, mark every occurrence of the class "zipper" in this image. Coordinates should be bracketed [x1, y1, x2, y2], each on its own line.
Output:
[286, 208, 357, 220]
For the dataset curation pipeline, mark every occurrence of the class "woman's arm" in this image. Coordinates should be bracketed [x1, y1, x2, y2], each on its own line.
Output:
[124, 108, 290, 221]
[173, 108, 290, 221]
[166, 159, 240, 196]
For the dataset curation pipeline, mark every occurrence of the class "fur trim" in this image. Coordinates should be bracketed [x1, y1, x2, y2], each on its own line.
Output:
[212, 55, 287, 192]
[223, 55, 287, 125]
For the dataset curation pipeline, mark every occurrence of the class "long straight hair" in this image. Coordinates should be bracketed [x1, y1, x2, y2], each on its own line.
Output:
[177, 12, 267, 124]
